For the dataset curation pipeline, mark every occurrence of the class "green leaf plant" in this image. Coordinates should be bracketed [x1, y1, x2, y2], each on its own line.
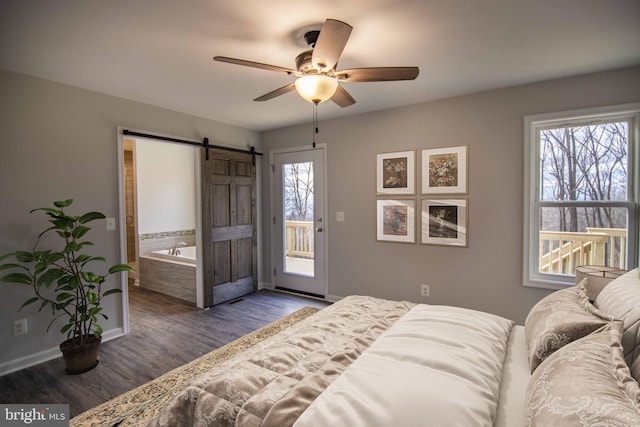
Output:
[0, 199, 132, 347]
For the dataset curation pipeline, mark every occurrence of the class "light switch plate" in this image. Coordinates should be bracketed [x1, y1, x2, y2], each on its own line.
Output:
[106, 217, 116, 231]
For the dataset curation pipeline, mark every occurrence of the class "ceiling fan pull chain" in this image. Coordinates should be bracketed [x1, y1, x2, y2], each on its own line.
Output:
[312, 102, 318, 148]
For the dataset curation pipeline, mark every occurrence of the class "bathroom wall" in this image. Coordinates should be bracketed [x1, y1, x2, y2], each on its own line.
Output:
[135, 139, 197, 255]
[133, 138, 199, 301]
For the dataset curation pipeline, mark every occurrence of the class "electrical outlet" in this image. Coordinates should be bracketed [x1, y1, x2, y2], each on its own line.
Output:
[421, 284, 430, 297]
[13, 319, 28, 336]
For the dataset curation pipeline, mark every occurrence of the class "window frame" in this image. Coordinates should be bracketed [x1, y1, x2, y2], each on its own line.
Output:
[523, 103, 640, 290]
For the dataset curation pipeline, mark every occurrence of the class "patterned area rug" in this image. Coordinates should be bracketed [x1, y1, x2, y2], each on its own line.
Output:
[70, 306, 321, 427]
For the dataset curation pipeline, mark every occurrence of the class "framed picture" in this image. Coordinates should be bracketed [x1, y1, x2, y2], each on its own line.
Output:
[376, 150, 416, 195]
[376, 199, 416, 243]
[421, 198, 468, 247]
[421, 145, 468, 194]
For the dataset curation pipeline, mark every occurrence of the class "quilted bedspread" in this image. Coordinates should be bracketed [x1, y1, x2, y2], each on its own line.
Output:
[148, 296, 415, 426]
[148, 296, 514, 427]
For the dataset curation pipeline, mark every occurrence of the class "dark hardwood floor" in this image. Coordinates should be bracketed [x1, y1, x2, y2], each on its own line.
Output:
[0, 285, 329, 417]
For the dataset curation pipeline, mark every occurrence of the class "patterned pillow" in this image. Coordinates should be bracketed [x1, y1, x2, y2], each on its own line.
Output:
[633, 353, 640, 384]
[525, 279, 613, 373]
[595, 268, 640, 366]
[525, 322, 640, 426]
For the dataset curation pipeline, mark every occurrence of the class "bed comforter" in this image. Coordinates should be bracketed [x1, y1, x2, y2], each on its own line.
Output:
[149, 295, 515, 427]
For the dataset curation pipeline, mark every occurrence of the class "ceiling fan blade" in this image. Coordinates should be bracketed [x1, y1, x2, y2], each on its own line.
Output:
[253, 83, 296, 101]
[312, 19, 353, 71]
[336, 67, 420, 82]
[214, 56, 297, 75]
[331, 85, 356, 107]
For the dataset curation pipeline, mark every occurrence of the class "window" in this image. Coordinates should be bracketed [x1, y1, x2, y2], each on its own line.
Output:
[524, 103, 640, 289]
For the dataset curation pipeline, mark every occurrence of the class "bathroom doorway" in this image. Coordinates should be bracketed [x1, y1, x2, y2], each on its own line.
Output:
[119, 134, 204, 336]
[118, 129, 261, 333]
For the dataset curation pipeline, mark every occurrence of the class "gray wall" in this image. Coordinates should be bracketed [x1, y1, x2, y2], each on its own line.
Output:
[261, 66, 640, 325]
[0, 69, 259, 371]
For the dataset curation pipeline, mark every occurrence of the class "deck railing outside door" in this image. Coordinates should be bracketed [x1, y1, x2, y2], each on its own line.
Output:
[285, 220, 314, 259]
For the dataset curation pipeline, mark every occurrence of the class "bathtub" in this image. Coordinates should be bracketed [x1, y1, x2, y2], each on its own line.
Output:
[150, 246, 196, 265]
[139, 245, 197, 304]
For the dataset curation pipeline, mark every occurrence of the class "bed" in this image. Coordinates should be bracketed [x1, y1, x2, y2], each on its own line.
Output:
[81, 268, 640, 426]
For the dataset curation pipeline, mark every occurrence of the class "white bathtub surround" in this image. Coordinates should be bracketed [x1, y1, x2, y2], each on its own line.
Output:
[151, 246, 196, 264]
[138, 230, 196, 257]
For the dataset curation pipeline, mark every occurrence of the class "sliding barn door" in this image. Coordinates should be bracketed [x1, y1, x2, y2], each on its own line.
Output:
[202, 149, 256, 306]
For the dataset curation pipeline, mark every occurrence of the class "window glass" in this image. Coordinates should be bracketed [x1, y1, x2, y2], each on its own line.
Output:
[539, 122, 628, 202]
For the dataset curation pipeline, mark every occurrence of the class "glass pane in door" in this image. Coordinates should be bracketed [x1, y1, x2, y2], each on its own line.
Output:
[283, 161, 314, 277]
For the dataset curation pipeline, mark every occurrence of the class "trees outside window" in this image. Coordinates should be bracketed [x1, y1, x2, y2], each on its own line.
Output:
[284, 162, 314, 221]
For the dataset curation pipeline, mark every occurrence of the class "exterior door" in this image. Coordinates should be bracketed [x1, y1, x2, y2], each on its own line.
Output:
[273, 147, 326, 297]
[202, 149, 256, 306]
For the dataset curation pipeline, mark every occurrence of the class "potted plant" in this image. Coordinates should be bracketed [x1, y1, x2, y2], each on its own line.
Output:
[0, 199, 132, 374]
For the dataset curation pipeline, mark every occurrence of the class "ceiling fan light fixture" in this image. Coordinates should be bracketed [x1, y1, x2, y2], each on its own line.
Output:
[214, 19, 418, 107]
[294, 74, 338, 104]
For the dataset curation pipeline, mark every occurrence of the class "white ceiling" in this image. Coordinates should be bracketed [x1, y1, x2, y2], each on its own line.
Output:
[1, 0, 639, 131]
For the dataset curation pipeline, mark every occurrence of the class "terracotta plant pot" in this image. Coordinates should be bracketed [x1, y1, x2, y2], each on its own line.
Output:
[60, 334, 101, 374]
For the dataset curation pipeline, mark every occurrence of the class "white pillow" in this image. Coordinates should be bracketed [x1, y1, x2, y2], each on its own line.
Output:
[595, 268, 640, 365]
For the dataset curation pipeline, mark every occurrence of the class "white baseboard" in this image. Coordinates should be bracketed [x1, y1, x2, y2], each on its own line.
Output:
[258, 282, 273, 290]
[258, 281, 342, 303]
[0, 327, 125, 377]
[0, 346, 62, 377]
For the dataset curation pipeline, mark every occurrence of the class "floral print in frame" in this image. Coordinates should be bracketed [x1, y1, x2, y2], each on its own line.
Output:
[376, 150, 416, 195]
[421, 198, 468, 247]
[421, 145, 468, 194]
[376, 199, 416, 243]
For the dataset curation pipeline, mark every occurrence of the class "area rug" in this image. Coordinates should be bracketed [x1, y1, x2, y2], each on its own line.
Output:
[70, 306, 321, 427]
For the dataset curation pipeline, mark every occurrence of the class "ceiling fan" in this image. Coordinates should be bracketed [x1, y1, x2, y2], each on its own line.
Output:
[214, 19, 419, 107]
